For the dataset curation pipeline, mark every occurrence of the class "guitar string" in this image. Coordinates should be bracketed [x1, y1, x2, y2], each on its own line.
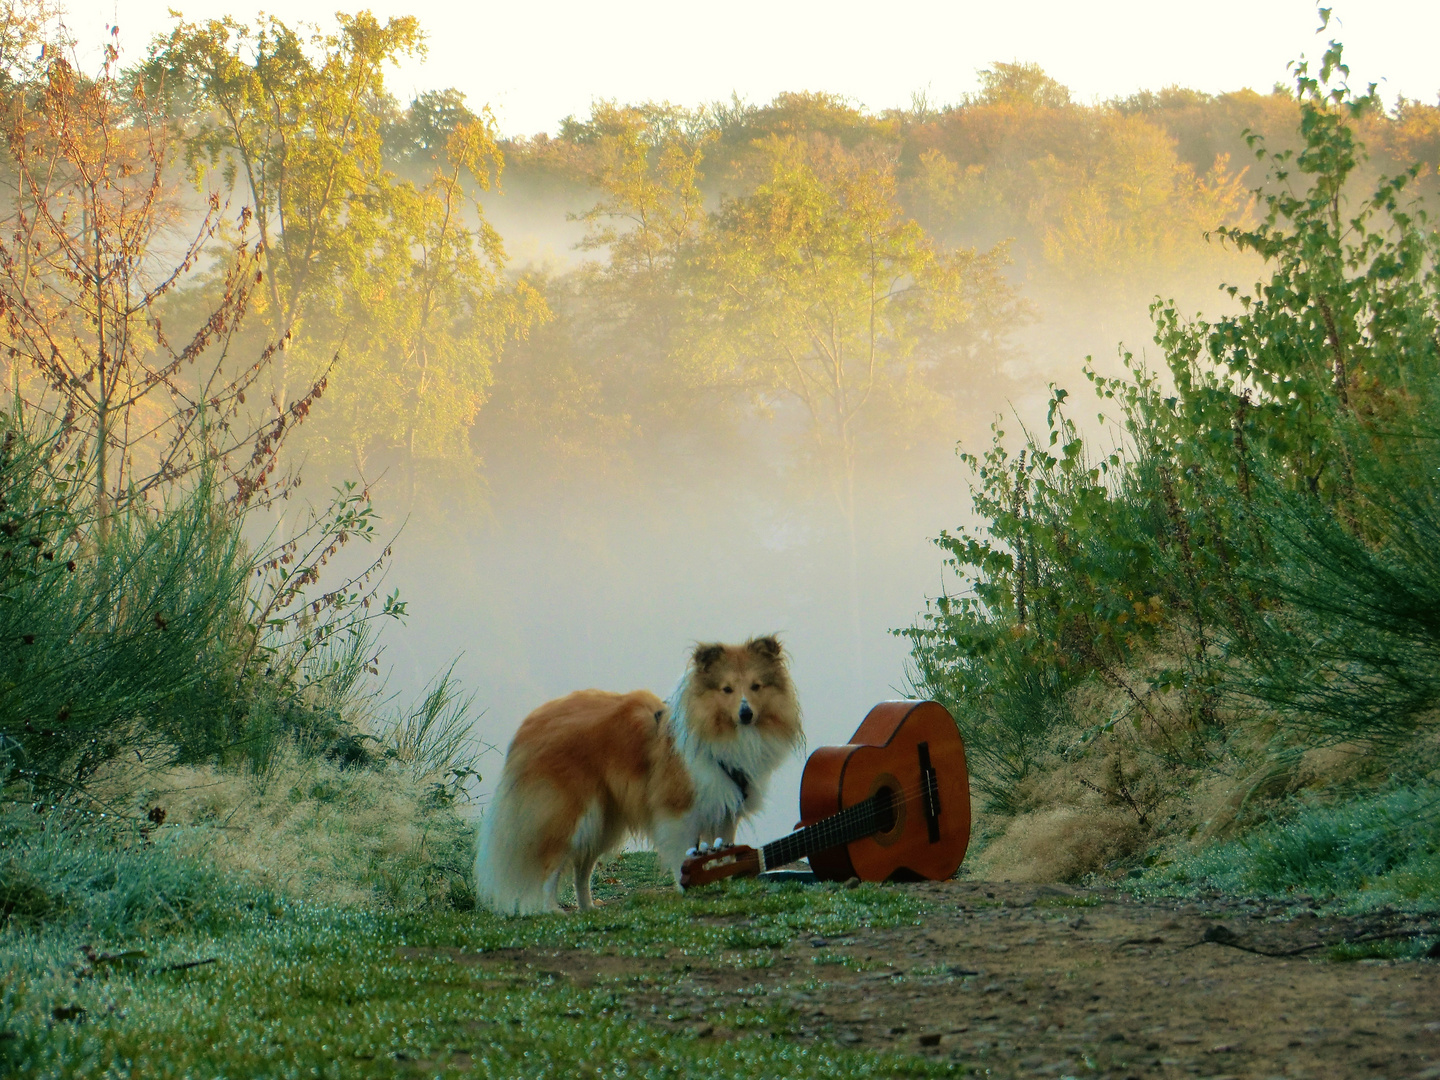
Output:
[758, 774, 952, 867]
[766, 771, 967, 864]
[695, 772, 956, 868]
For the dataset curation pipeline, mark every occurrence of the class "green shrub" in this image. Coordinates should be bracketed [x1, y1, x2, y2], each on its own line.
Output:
[1232, 463, 1440, 744]
[904, 41, 1440, 801]
[0, 414, 253, 789]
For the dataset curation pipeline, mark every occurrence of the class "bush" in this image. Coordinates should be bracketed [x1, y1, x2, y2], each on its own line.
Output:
[0, 414, 254, 789]
[904, 42, 1440, 806]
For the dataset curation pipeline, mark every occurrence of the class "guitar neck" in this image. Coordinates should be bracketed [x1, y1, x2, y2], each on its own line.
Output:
[760, 790, 890, 871]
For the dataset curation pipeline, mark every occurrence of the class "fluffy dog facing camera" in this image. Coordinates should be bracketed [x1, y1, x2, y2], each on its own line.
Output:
[474, 637, 802, 913]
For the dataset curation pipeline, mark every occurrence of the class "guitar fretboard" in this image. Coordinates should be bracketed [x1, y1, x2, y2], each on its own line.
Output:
[760, 790, 892, 870]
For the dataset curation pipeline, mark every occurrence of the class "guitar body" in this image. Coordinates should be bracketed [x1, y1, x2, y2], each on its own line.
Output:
[800, 700, 971, 882]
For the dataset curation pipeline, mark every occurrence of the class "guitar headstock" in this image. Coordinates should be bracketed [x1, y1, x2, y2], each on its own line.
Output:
[679, 844, 761, 889]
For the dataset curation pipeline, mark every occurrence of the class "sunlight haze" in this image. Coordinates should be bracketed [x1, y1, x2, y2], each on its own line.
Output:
[72, 1, 1440, 136]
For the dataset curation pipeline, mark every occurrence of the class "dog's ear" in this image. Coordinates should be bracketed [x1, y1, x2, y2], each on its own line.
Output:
[747, 635, 783, 661]
[692, 643, 725, 672]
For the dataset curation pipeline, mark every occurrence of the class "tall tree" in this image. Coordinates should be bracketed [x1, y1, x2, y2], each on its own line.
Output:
[569, 102, 716, 410]
[697, 134, 1022, 519]
[149, 12, 423, 411]
[318, 116, 548, 504]
[694, 134, 1024, 668]
[152, 14, 545, 506]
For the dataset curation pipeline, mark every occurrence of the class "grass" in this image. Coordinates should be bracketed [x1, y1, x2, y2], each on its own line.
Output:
[1129, 780, 1440, 931]
[0, 849, 959, 1078]
[0, 804, 278, 938]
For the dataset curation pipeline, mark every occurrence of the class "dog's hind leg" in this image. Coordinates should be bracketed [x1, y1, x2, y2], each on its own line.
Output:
[574, 853, 600, 911]
[541, 859, 567, 912]
[571, 803, 618, 911]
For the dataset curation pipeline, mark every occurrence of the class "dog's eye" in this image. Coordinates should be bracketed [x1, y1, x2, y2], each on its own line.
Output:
[722, 686, 733, 694]
[750, 682, 761, 692]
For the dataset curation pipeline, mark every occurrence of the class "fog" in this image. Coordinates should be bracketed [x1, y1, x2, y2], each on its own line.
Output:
[369, 189, 1180, 846]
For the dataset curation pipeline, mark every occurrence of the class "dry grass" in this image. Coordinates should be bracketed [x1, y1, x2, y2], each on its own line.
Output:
[973, 806, 1144, 882]
[90, 749, 476, 912]
[972, 649, 1440, 885]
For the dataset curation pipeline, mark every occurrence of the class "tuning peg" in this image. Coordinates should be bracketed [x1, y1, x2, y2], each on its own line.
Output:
[713, 837, 726, 850]
[686, 846, 699, 857]
[697, 841, 710, 854]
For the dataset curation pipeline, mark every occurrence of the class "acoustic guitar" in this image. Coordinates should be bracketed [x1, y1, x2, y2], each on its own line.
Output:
[681, 699, 971, 888]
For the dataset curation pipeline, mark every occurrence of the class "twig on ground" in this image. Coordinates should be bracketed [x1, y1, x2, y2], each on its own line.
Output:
[155, 958, 218, 973]
[1188, 922, 1437, 957]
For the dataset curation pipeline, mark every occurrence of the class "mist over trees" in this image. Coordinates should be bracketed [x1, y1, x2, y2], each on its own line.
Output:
[3, 3, 1440, 794]
[3, 6, 1436, 525]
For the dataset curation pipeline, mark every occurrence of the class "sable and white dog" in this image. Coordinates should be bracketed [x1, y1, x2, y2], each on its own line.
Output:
[474, 636, 803, 914]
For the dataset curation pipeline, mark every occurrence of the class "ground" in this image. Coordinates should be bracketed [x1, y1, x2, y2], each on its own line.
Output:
[6, 856, 1439, 1078]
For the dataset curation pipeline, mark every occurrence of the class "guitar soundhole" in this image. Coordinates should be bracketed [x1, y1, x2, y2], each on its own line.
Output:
[867, 772, 906, 847]
[874, 787, 895, 832]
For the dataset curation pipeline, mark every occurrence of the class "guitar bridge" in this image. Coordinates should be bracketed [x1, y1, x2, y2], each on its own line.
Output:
[917, 741, 941, 844]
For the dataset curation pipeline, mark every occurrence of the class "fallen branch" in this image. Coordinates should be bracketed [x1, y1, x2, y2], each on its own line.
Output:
[1189, 922, 1437, 957]
[155, 957, 218, 973]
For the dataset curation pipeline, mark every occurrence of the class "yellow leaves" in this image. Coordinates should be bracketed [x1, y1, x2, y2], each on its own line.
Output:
[1032, 112, 1253, 290]
[446, 122, 502, 191]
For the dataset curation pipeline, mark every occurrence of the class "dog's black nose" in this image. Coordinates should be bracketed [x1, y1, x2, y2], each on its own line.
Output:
[739, 700, 754, 725]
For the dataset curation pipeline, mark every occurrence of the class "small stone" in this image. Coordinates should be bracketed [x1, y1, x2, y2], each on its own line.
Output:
[918, 1032, 942, 1047]
[1204, 924, 1239, 945]
[846, 877, 861, 889]
[695, 1025, 714, 1038]
[809, 938, 827, 948]
[841, 1031, 863, 1044]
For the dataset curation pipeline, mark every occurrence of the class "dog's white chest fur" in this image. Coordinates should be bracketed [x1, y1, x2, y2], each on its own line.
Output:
[664, 680, 790, 839]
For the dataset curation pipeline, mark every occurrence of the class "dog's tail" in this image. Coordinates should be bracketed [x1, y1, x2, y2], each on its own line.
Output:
[474, 771, 562, 915]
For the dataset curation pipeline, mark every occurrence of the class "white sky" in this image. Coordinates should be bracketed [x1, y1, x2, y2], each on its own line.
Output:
[65, 1, 1440, 138]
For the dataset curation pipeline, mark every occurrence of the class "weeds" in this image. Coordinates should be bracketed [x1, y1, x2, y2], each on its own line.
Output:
[0, 414, 254, 789]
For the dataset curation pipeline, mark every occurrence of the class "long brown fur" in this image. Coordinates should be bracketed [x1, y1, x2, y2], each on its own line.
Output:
[474, 637, 802, 914]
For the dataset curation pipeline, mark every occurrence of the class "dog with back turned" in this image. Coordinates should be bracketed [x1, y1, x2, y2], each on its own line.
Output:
[474, 636, 803, 914]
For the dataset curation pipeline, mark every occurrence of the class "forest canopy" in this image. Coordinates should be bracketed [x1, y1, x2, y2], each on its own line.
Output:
[0, 6, 1436, 518]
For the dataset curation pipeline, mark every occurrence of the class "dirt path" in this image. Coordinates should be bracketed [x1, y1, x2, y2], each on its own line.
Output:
[423, 881, 1440, 1079]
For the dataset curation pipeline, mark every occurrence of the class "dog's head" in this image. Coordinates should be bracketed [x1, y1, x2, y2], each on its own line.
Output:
[680, 635, 802, 751]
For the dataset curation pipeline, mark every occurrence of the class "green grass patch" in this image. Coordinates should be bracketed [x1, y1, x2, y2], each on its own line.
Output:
[1133, 781, 1440, 911]
[422, 855, 923, 958]
[0, 806, 277, 937]
[1327, 936, 1439, 963]
[2, 852, 954, 1078]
